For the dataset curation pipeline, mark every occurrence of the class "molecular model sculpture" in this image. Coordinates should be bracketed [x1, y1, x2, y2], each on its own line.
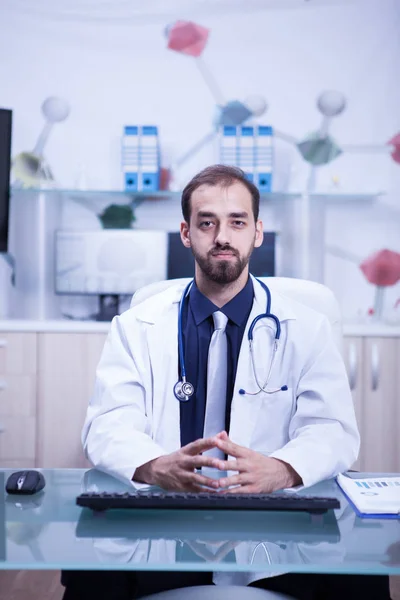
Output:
[165, 20, 400, 193]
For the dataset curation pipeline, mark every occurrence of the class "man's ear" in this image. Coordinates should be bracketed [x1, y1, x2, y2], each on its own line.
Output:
[254, 220, 264, 249]
[180, 221, 191, 248]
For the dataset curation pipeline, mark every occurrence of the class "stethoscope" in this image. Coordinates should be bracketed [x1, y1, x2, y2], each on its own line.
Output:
[173, 278, 288, 402]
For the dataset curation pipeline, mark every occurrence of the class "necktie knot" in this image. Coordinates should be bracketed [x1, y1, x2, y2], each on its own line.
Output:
[212, 310, 228, 332]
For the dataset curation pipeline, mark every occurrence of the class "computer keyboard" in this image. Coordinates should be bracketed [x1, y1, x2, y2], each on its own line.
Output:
[76, 491, 340, 514]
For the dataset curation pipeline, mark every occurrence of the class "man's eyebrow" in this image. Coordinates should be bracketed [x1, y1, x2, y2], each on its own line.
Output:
[196, 211, 249, 219]
[229, 212, 249, 219]
[197, 211, 216, 218]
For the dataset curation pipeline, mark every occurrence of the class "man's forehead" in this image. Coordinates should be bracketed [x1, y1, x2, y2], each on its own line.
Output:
[191, 182, 252, 208]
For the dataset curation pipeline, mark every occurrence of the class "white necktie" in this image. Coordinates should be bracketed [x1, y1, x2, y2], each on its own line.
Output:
[203, 310, 229, 458]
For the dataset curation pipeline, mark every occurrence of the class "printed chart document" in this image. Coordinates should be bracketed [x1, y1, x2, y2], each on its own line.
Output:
[337, 473, 400, 518]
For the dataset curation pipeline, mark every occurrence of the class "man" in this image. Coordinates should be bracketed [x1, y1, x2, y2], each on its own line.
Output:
[62, 165, 391, 599]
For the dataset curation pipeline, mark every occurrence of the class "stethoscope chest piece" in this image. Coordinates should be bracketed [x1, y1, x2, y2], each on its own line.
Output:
[174, 380, 195, 402]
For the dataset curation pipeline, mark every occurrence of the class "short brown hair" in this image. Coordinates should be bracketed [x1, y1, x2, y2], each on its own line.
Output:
[181, 164, 260, 223]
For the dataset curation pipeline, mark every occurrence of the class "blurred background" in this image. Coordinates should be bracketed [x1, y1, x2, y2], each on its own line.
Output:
[1, 7, 400, 596]
[0, 0, 400, 477]
[0, 0, 399, 323]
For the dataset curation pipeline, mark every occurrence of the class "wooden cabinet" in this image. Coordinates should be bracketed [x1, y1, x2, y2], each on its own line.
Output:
[30, 331, 400, 470]
[343, 336, 400, 472]
[36, 333, 107, 468]
[0, 333, 37, 467]
[1, 329, 399, 471]
[0, 330, 107, 468]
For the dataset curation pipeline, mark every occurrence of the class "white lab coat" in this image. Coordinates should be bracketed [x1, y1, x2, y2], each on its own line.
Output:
[82, 276, 359, 491]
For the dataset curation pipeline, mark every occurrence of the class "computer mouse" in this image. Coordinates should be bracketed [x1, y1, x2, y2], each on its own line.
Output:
[5, 470, 46, 495]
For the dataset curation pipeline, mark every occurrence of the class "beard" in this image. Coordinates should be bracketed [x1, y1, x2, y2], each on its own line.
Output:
[191, 242, 254, 284]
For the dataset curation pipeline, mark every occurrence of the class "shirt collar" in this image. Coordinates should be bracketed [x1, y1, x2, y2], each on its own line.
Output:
[189, 277, 254, 327]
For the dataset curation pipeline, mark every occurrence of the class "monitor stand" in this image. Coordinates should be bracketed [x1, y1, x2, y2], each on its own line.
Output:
[94, 294, 120, 322]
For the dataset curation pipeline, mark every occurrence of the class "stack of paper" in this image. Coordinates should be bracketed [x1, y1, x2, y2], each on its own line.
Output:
[337, 473, 400, 518]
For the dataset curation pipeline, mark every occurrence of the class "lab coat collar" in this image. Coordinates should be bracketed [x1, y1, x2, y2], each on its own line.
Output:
[134, 275, 297, 326]
[250, 275, 296, 328]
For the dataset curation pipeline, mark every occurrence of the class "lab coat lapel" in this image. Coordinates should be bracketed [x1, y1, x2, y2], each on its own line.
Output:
[229, 277, 276, 449]
[143, 287, 183, 453]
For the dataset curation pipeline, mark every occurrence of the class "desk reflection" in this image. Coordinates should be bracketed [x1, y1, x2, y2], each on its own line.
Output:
[3, 468, 400, 579]
[77, 470, 346, 577]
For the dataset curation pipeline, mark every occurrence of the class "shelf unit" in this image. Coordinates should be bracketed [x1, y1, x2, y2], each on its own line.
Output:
[5, 187, 382, 321]
[10, 187, 380, 204]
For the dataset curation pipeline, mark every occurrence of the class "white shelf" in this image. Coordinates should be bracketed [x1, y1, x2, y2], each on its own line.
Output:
[11, 187, 383, 204]
[342, 323, 400, 337]
[309, 192, 384, 203]
[0, 319, 111, 333]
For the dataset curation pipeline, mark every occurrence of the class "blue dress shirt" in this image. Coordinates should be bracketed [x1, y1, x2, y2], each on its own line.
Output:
[180, 277, 254, 447]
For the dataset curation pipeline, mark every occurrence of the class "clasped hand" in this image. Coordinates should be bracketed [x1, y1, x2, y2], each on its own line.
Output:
[134, 431, 301, 493]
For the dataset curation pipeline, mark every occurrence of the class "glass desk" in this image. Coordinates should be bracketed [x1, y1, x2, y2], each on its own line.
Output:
[1, 469, 399, 575]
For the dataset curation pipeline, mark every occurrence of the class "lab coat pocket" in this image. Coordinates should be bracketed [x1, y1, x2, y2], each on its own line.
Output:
[250, 387, 295, 454]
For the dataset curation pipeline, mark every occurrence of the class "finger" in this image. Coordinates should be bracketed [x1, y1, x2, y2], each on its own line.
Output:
[216, 431, 228, 440]
[183, 437, 218, 456]
[178, 474, 216, 493]
[215, 459, 244, 472]
[186, 455, 223, 470]
[215, 438, 249, 458]
[188, 472, 220, 489]
[222, 484, 260, 494]
[218, 473, 249, 488]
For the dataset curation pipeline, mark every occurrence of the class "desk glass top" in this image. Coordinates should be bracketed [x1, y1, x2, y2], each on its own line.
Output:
[1, 469, 400, 574]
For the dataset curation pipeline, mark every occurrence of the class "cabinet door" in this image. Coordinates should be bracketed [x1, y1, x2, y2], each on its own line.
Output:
[37, 333, 107, 468]
[0, 333, 37, 467]
[0, 332, 37, 374]
[362, 337, 400, 472]
[342, 336, 364, 470]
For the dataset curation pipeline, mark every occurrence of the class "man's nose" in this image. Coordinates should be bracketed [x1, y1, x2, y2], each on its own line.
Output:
[214, 223, 231, 246]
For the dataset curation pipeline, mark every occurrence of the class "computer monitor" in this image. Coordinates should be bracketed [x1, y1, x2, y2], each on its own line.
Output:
[0, 109, 12, 254]
[55, 229, 168, 319]
[167, 231, 276, 279]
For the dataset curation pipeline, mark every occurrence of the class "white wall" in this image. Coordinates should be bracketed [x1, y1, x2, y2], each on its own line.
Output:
[1, 0, 399, 321]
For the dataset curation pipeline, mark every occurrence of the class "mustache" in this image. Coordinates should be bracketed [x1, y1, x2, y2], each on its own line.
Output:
[209, 245, 239, 257]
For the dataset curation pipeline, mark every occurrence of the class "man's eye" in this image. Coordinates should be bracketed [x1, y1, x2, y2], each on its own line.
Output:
[233, 221, 245, 226]
[200, 221, 213, 228]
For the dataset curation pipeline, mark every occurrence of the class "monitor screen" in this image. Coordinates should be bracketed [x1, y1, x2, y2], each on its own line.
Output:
[55, 229, 168, 295]
[167, 231, 276, 279]
[0, 109, 12, 254]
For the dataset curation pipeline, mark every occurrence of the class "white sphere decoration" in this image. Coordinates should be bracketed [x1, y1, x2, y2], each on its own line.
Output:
[41, 97, 70, 122]
[244, 95, 268, 117]
[317, 91, 346, 117]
